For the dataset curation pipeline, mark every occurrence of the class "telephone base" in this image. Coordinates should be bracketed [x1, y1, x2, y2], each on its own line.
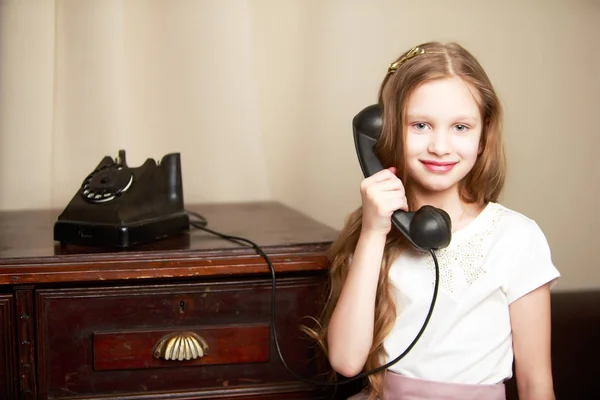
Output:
[54, 212, 190, 249]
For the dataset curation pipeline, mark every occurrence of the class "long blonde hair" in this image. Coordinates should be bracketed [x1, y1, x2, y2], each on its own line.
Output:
[305, 41, 506, 398]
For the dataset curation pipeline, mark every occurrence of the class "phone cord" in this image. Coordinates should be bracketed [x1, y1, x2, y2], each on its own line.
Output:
[188, 211, 440, 397]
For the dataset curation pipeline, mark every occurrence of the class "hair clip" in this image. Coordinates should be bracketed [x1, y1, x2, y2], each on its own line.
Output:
[387, 46, 426, 73]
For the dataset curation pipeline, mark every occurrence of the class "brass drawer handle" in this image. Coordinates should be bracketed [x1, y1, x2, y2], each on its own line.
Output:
[152, 332, 209, 361]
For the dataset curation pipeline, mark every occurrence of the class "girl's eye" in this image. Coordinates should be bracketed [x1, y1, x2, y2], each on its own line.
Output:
[454, 124, 469, 132]
[413, 123, 429, 131]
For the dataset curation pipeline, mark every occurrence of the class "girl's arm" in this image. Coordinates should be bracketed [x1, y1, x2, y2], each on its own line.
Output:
[327, 228, 387, 377]
[327, 167, 407, 377]
[509, 283, 556, 400]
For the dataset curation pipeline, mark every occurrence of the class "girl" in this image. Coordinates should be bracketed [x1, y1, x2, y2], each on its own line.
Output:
[312, 42, 560, 400]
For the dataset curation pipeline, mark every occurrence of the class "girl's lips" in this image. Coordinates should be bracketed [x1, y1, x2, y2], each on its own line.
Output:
[420, 160, 458, 173]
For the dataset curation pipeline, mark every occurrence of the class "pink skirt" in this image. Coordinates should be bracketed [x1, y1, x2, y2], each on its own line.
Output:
[347, 371, 506, 400]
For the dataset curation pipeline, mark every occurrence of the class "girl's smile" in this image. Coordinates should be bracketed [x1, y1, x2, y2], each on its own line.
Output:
[419, 160, 459, 173]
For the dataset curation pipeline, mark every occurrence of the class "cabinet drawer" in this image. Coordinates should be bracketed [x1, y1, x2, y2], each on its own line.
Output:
[35, 276, 328, 399]
[92, 324, 269, 371]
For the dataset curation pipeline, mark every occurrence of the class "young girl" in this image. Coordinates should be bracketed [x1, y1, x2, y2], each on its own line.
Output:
[313, 42, 560, 399]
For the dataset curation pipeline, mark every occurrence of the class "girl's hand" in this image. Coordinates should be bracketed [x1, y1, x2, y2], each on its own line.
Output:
[360, 167, 408, 236]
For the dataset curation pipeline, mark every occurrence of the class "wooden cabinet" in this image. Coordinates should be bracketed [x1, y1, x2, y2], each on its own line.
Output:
[0, 202, 348, 399]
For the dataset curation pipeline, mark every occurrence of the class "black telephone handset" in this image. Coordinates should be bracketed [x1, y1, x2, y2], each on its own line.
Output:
[353, 104, 452, 250]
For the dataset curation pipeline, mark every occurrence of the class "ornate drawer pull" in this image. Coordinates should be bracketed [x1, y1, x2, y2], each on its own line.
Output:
[152, 332, 209, 361]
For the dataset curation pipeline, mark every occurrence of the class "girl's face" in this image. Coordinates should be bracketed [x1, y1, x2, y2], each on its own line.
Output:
[403, 76, 483, 198]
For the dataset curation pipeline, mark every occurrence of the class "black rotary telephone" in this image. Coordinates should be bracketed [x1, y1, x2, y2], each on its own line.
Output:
[54, 150, 190, 248]
[352, 103, 452, 250]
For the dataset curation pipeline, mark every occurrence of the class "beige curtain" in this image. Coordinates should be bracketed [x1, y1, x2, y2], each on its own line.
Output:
[1, 0, 599, 290]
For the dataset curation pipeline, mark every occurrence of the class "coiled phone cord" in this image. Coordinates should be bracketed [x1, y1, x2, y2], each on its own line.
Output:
[187, 210, 440, 397]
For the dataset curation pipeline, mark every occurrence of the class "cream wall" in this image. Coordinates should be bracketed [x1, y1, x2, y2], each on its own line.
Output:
[1, 0, 598, 291]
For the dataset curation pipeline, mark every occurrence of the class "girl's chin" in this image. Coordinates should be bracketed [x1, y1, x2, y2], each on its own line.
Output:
[411, 180, 460, 196]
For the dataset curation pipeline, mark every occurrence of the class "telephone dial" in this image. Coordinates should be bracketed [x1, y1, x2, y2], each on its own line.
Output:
[54, 150, 189, 248]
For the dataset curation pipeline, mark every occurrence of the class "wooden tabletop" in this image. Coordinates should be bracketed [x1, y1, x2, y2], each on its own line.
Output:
[0, 202, 339, 284]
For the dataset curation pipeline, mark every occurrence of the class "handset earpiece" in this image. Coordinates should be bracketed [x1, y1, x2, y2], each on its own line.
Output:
[352, 104, 452, 250]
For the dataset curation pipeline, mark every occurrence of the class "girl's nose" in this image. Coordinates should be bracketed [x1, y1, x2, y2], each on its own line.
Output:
[427, 131, 451, 156]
